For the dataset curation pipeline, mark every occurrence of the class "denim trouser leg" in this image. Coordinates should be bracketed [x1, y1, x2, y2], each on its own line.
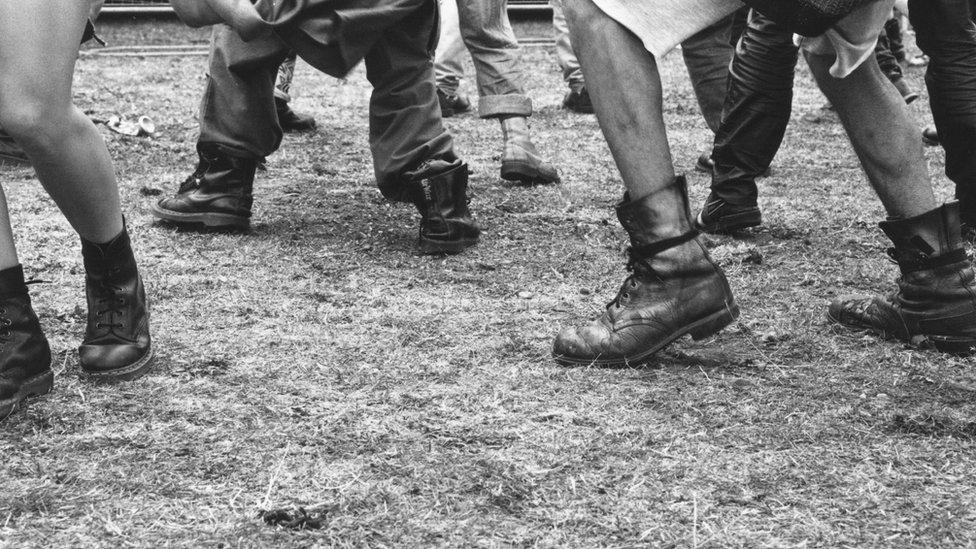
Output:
[457, 0, 532, 117]
[364, 0, 458, 201]
[552, 1, 584, 91]
[434, 0, 466, 96]
[910, 0, 976, 203]
[681, 16, 735, 133]
[198, 26, 290, 159]
[710, 10, 798, 205]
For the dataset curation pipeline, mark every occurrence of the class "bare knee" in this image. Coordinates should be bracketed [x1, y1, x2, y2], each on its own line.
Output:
[0, 100, 73, 150]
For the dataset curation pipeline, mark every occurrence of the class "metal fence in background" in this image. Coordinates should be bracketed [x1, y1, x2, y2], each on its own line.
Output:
[101, 0, 550, 13]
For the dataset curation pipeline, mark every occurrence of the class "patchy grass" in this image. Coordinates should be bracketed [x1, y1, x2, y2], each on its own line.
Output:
[2, 17, 975, 548]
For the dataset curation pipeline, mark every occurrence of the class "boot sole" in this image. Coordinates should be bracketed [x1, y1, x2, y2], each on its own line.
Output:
[0, 369, 54, 421]
[696, 210, 762, 235]
[553, 303, 740, 367]
[81, 345, 155, 383]
[419, 236, 479, 255]
[827, 312, 976, 355]
[500, 162, 560, 185]
[151, 203, 250, 231]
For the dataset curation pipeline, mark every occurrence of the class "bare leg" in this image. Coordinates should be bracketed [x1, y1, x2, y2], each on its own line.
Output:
[805, 51, 936, 217]
[0, 0, 123, 245]
[563, 0, 675, 201]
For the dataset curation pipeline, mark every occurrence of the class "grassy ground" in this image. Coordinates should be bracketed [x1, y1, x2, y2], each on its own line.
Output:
[2, 17, 976, 549]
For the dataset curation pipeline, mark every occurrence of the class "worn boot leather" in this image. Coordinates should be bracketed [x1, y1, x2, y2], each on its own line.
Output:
[151, 146, 256, 230]
[406, 159, 481, 254]
[0, 265, 53, 420]
[553, 176, 739, 366]
[499, 117, 560, 185]
[829, 202, 976, 354]
[80, 229, 153, 381]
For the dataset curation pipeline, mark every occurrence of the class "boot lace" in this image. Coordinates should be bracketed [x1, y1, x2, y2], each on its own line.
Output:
[606, 232, 700, 310]
[94, 267, 126, 331]
[177, 169, 205, 194]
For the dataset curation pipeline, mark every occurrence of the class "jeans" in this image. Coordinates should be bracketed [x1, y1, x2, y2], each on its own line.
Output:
[552, 2, 584, 91]
[433, 0, 532, 117]
[710, 10, 797, 205]
[682, 16, 736, 133]
[910, 0, 976, 205]
[198, 0, 456, 201]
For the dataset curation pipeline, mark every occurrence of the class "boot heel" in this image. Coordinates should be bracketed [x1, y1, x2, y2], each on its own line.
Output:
[689, 304, 739, 341]
[23, 369, 54, 397]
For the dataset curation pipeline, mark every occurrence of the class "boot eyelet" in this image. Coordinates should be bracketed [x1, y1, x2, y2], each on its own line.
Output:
[621, 292, 629, 300]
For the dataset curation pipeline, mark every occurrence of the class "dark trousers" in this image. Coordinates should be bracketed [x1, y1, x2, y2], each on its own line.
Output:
[910, 0, 976, 206]
[710, 10, 797, 205]
[197, 0, 456, 202]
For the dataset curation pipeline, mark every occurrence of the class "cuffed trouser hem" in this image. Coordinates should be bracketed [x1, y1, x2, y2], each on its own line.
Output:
[478, 95, 532, 118]
[198, 141, 263, 161]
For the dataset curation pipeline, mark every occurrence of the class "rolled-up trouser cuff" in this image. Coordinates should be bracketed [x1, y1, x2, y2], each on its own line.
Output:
[478, 94, 532, 118]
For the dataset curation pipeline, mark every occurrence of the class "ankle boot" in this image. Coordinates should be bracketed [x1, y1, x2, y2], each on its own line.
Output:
[0, 265, 53, 420]
[275, 97, 317, 133]
[80, 229, 153, 381]
[829, 203, 976, 354]
[553, 176, 739, 366]
[499, 116, 560, 185]
[151, 147, 256, 230]
[406, 159, 481, 255]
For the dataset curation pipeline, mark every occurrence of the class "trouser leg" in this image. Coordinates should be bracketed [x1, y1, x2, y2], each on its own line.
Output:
[274, 50, 298, 102]
[364, 0, 457, 201]
[681, 15, 735, 133]
[552, 1, 584, 91]
[710, 10, 797, 205]
[457, 0, 532, 117]
[198, 25, 290, 159]
[910, 0, 976, 206]
[434, 0, 466, 95]
[875, 27, 904, 84]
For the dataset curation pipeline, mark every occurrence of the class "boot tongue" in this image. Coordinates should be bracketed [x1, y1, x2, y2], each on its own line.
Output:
[0, 264, 27, 297]
[81, 229, 134, 275]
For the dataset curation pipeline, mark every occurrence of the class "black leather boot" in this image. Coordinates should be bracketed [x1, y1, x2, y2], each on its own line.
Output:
[275, 97, 317, 133]
[405, 159, 481, 254]
[553, 176, 739, 366]
[829, 203, 976, 354]
[151, 147, 256, 230]
[80, 229, 153, 381]
[0, 265, 52, 420]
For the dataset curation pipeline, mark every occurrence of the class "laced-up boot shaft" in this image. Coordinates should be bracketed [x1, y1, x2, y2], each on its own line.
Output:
[0, 264, 52, 420]
[406, 159, 481, 254]
[151, 146, 256, 230]
[829, 202, 976, 354]
[553, 176, 739, 366]
[80, 229, 153, 381]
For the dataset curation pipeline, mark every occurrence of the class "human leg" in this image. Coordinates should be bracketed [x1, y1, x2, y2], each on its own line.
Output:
[803, 4, 976, 353]
[551, 0, 737, 366]
[909, 0, 976, 229]
[680, 15, 735, 134]
[0, 1, 152, 391]
[696, 10, 797, 234]
[433, 0, 472, 117]
[456, 0, 559, 184]
[875, 23, 919, 103]
[364, 0, 480, 253]
[152, 26, 290, 230]
[274, 52, 317, 132]
[552, 1, 592, 113]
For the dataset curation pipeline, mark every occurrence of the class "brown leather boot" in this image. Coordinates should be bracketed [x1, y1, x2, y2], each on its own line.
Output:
[553, 176, 739, 366]
[0, 265, 53, 420]
[829, 203, 976, 354]
[405, 159, 481, 255]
